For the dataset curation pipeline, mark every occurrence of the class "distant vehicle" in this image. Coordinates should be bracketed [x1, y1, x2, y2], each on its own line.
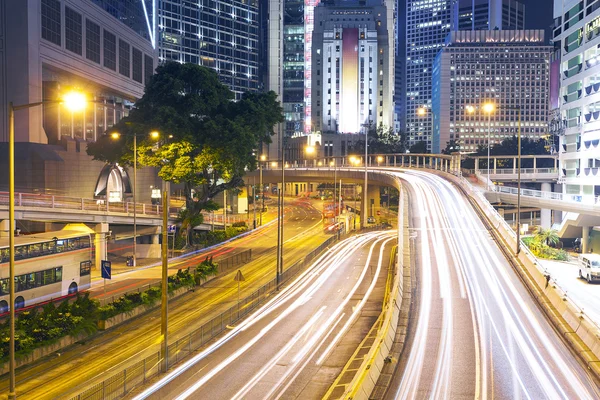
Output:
[0, 231, 93, 313]
[578, 253, 600, 283]
[367, 216, 376, 224]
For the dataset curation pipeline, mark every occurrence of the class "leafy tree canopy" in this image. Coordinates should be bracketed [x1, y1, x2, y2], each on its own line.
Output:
[408, 140, 428, 154]
[348, 124, 407, 154]
[464, 135, 553, 168]
[87, 62, 283, 245]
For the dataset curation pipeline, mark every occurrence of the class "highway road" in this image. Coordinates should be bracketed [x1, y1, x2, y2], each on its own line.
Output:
[384, 170, 600, 399]
[88, 197, 322, 303]
[129, 230, 396, 400]
[0, 198, 330, 400]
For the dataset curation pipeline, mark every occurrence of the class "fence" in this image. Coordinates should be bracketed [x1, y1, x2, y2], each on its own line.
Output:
[67, 233, 343, 400]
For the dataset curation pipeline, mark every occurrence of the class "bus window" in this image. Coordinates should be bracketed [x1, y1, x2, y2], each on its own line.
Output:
[43, 269, 54, 285]
[80, 261, 91, 276]
[55, 267, 62, 282]
[25, 273, 36, 290]
[35, 271, 43, 287]
[14, 246, 26, 260]
[42, 241, 55, 255]
[29, 243, 42, 257]
[0, 279, 7, 295]
[80, 236, 90, 248]
[15, 276, 26, 292]
[0, 249, 8, 263]
[55, 240, 65, 253]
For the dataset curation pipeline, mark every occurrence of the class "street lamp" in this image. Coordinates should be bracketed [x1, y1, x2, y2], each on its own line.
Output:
[467, 102, 496, 190]
[110, 130, 160, 267]
[305, 145, 316, 167]
[259, 154, 266, 226]
[7, 90, 86, 399]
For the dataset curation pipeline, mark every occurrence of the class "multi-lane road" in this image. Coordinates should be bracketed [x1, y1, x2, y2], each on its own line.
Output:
[385, 170, 600, 399]
[0, 198, 330, 400]
[130, 231, 396, 399]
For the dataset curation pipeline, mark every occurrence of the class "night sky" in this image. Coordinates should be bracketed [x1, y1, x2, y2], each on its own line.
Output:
[521, 0, 554, 38]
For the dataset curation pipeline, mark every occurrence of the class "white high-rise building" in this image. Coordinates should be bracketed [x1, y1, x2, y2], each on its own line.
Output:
[310, 0, 395, 134]
[552, 0, 600, 201]
[452, 0, 525, 31]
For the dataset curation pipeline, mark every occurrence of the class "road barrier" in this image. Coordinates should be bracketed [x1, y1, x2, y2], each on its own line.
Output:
[323, 190, 408, 400]
[67, 232, 344, 400]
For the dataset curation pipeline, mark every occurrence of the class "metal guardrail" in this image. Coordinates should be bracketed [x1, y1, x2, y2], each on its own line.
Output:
[0, 191, 249, 224]
[67, 233, 344, 400]
[493, 185, 600, 205]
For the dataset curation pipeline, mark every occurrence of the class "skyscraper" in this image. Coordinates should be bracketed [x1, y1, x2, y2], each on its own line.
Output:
[310, 0, 395, 133]
[404, 0, 453, 151]
[157, 0, 260, 100]
[552, 0, 600, 201]
[452, 0, 525, 31]
[432, 30, 551, 153]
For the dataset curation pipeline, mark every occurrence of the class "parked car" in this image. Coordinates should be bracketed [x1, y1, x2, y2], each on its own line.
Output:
[578, 253, 600, 283]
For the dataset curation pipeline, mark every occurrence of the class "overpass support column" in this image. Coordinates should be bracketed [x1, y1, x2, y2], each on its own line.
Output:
[94, 223, 109, 269]
[540, 182, 552, 229]
[367, 185, 381, 220]
[583, 226, 591, 254]
[0, 220, 8, 239]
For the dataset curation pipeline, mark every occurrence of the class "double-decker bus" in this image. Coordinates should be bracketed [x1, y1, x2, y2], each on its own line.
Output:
[0, 231, 93, 313]
[323, 201, 343, 233]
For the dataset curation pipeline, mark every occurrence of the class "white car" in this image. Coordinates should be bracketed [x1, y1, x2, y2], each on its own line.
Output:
[578, 253, 600, 283]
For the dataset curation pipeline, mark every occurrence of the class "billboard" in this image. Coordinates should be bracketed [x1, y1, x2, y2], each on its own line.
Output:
[340, 28, 359, 133]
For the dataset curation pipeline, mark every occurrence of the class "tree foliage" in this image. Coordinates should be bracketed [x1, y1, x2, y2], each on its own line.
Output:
[348, 124, 407, 154]
[87, 62, 283, 245]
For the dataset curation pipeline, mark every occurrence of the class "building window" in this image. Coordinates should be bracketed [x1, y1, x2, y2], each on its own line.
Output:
[103, 30, 116, 71]
[132, 47, 143, 83]
[65, 7, 82, 55]
[41, 0, 61, 46]
[86, 19, 101, 63]
[119, 39, 130, 77]
[144, 54, 154, 85]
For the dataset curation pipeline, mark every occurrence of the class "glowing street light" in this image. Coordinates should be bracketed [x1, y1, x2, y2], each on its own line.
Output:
[7, 89, 87, 399]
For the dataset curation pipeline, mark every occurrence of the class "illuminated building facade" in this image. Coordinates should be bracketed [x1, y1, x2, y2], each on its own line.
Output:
[552, 0, 600, 200]
[432, 30, 551, 153]
[310, 0, 395, 134]
[452, 0, 525, 31]
[157, 0, 260, 100]
[404, 0, 453, 151]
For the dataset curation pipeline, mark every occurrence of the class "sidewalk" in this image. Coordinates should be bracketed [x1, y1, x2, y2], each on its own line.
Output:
[538, 258, 600, 329]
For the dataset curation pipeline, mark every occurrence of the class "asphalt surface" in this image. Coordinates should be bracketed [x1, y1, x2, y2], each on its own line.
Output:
[129, 230, 396, 400]
[541, 258, 600, 329]
[383, 169, 600, 400]
[0, 198, 330, 400]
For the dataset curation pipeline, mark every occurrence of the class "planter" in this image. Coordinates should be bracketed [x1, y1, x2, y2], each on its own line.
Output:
[0, 332, 88, 376]
[97, 287, 190, 330]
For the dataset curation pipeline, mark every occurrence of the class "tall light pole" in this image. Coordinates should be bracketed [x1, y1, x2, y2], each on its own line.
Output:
[7, 91, 86, 399]
[259, 154, 266, 226]
[161, 184, 168, 371]
[111, 130, 160, 267]
[510, 107, 522, 255]
[482, 102, 496, 191]
[362, 124, 369, 228]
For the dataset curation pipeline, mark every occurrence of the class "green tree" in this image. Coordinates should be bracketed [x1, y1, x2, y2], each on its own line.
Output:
[348, 124, 407, 154]
[533, 226, 560, 247]
[87, 62, 283, 245]
[442, 140, 460, 155]
[409, 140, 429, 154]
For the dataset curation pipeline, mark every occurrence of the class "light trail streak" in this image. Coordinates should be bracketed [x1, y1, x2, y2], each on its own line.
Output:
[133, 231, 388, 399]
[386, 168, 599, 399]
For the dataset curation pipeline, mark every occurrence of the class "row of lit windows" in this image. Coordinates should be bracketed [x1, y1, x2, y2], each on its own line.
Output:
[41, 0, 153, 85]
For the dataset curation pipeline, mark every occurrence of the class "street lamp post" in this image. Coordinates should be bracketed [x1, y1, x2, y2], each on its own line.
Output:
[259, 154, 265, 226]
[482, 102, 496, 191]
[111, 130, 159, 267]
[362, 124, 369, 229]
[7, 91, 86, 399]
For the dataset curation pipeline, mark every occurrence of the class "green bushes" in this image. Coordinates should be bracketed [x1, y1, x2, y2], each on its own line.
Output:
[194, 226, 248, 247]
[195, 257, 219, 284]
[0, 293, 99, 359]
[523, 228, 570, 261]
[0, 268, 202, 362]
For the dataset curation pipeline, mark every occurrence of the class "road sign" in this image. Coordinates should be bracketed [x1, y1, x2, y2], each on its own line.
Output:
[167, 225, 176, 234]
[234, 270, 245, 282]
[101, 260, 112, 280]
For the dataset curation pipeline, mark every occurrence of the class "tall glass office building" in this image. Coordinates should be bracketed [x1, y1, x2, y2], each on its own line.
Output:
[157, 0, 260, 100]
[283, 0, 305, 136]
[404, 0, 453, 151]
